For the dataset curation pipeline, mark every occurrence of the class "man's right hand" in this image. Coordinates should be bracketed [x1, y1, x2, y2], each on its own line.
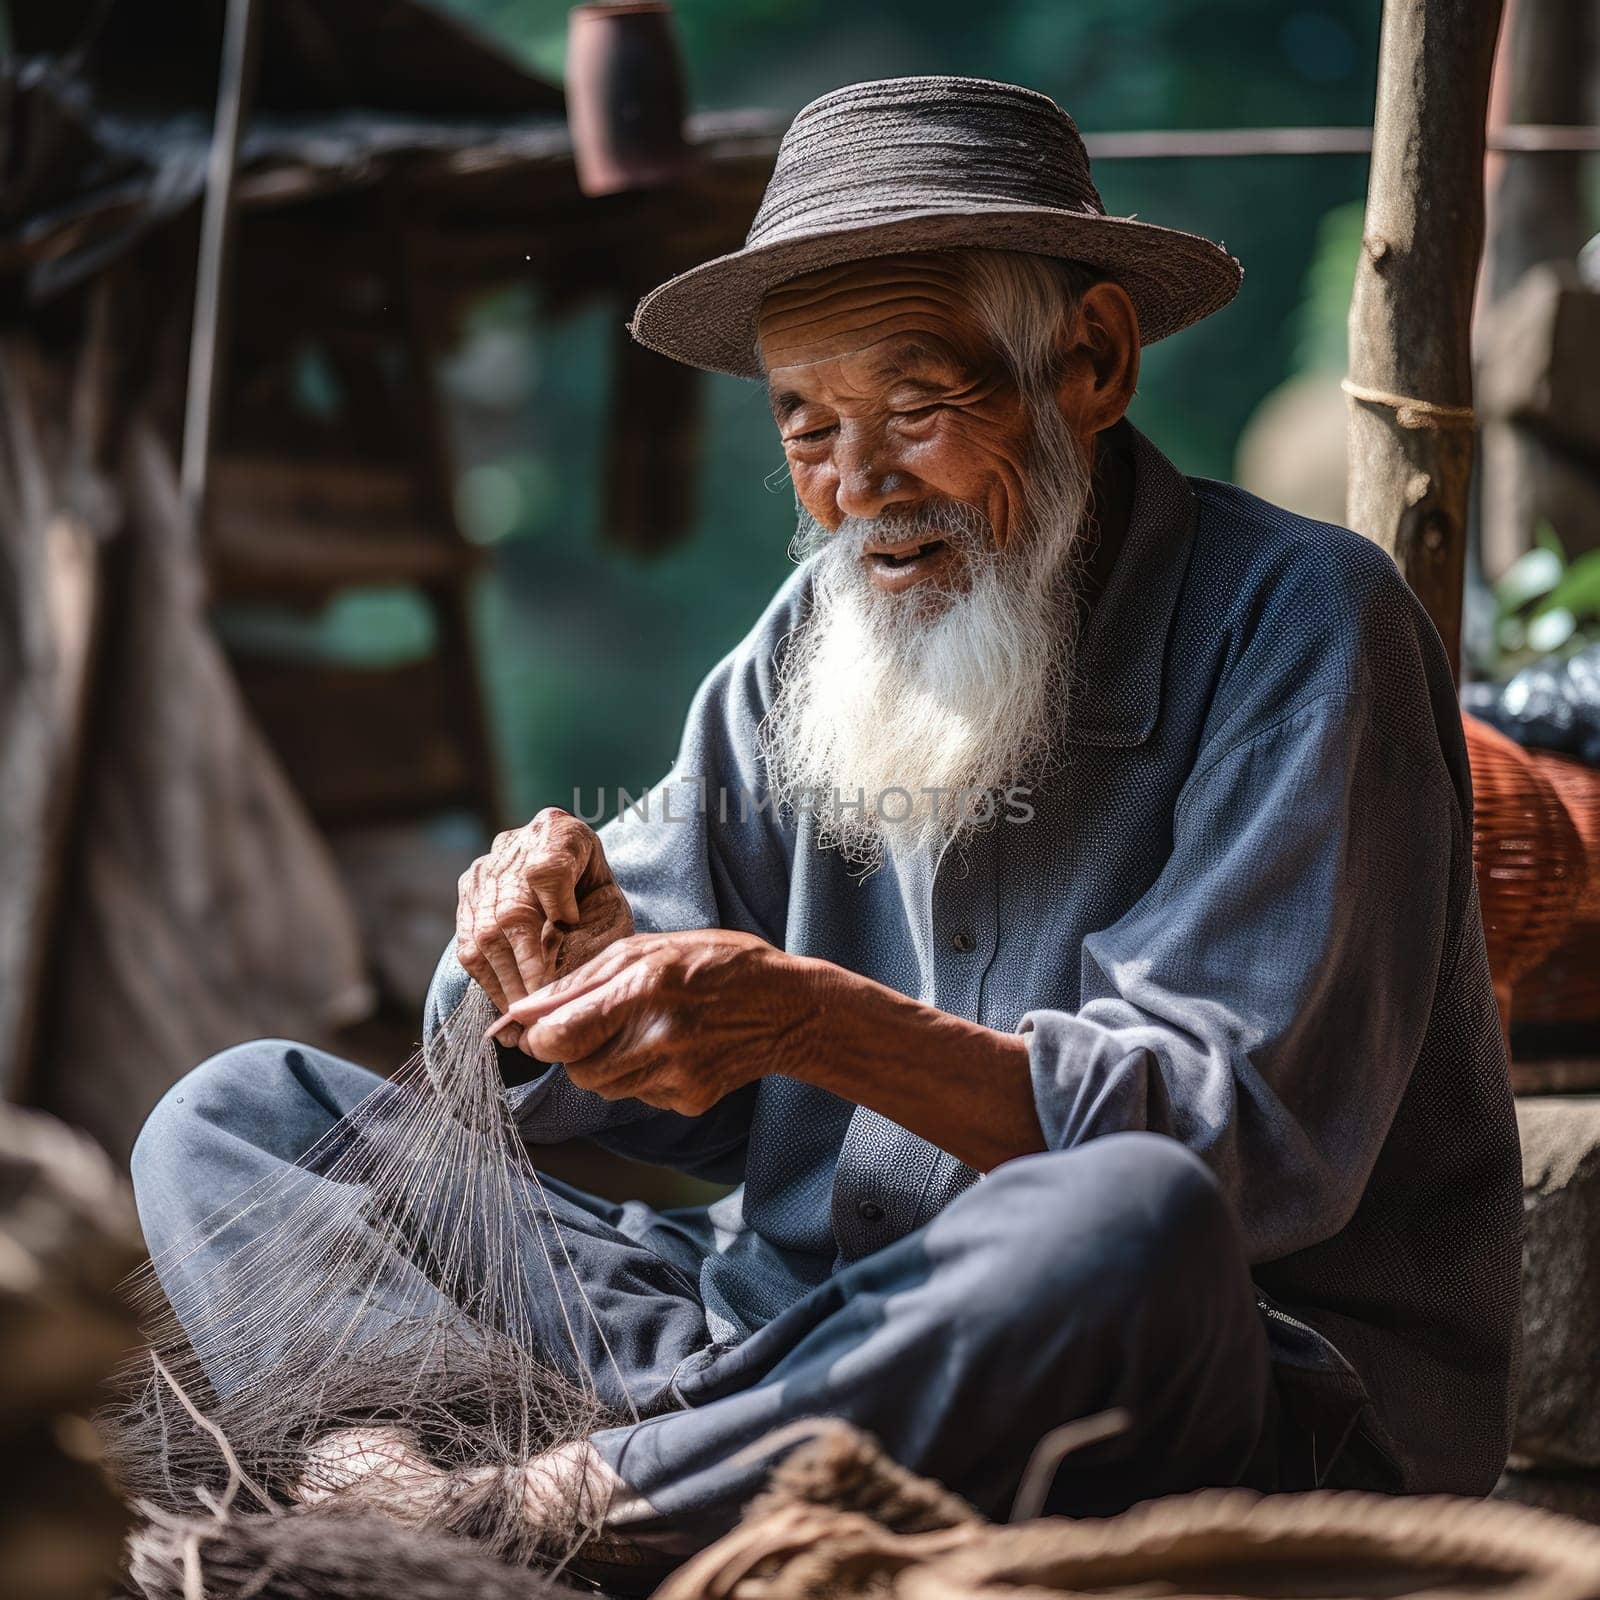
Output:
[454, 809, 634, 1037]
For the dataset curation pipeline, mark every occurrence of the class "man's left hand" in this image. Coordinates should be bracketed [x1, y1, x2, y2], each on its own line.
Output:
[496, 930, 826, 1116]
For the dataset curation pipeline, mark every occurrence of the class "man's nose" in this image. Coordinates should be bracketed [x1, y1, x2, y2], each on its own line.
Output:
[833, 428, 922, 521]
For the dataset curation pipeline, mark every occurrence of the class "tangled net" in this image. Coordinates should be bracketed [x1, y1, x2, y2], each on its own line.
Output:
[102, 988, 635, 1584]
[127, 1508, 575, 1600]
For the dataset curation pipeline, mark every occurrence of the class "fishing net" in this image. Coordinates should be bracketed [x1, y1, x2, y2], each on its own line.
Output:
[102, 986, 637, 1584]
[126, 1508, 576, 1600]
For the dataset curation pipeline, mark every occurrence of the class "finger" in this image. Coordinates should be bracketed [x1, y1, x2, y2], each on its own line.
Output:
[456, 858, 514, 1013]
[527, 811, 594, 925]
[455, 859, 484, 946]
[524, 973, 641, 1063]
[477, 930, 529, 1013]
[558, 811, 620, 902]
[504, 936, 646, 1025]
[457, 937, 508, 1015]
[526, 998, 628, 1065]
[527, 864, 583, 930]
[504, 920, 554, 993]
[561, 884, 632, 973]
[485, 1007, 536, 1046]
[565, 1054, 661, 1103]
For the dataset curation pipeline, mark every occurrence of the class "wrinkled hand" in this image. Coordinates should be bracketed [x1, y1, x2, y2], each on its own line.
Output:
[455, 809, 634, 1036]
[490, 930, 824, 1116]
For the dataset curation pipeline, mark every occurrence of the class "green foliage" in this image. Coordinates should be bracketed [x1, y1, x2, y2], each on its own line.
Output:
[1292, 199, 1364, 374]
[1491, 524, 1600, 669]
[216, 588, 438, 669]
[435, 0, 570, 77]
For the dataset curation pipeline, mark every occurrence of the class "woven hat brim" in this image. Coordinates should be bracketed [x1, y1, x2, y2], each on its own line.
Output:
[629, 206, 1242, 378]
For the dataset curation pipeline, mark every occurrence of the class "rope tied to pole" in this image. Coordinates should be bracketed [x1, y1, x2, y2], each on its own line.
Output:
[1341, 376, 1477, 430]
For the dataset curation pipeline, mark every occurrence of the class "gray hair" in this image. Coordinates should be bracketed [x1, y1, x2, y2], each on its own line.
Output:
[954, 249, 1100, 408]
[953, 250, 1101, 538]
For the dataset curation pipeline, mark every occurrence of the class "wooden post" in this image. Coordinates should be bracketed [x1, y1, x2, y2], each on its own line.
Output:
[1477, 0, 1594, 577]
[1484, 0, 1593, 305]
[0, 280, 122, 1102]
[1345, 0, 1504, 680]
[180, 0, 262, 531]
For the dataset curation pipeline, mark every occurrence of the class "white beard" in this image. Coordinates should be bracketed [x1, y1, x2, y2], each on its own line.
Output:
[759, 417, 1092, 868]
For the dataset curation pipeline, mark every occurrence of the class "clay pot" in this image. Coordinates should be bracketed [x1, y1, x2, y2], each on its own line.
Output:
[565, 3, 690, 197]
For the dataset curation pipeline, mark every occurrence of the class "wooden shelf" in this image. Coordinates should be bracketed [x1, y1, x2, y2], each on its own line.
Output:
[206, 452, 478, 600]
[231, 654, 483, 827]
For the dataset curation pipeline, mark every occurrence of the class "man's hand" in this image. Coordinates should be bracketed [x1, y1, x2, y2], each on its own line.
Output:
[494, 930, 821, 1115]
[493, 926, 1044, 1171]
[455, 809, 634, 1028]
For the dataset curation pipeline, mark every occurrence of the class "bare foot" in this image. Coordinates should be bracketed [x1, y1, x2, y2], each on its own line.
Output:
[295, 1428, 645, 1550]
[295, 1426, 447, 1519]
[520, 1438, 628, 1529]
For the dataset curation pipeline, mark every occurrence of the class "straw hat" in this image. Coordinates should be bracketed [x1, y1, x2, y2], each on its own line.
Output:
[630, 75, 1242, 379]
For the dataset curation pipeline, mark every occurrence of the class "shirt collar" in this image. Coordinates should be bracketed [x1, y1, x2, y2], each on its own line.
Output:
[1063, 424, 1197, 748]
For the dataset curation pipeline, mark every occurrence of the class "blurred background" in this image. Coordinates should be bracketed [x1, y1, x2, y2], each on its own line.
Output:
[421, 0, 1385, 820]
[3, 0, 1599, 1171]
[8, 7, 1600, 1588]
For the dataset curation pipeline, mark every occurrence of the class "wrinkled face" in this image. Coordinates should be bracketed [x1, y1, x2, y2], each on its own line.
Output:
[759, 255, 1040, 594]
[755, 252, 1113, 865]
[755, 251, 1139, 864]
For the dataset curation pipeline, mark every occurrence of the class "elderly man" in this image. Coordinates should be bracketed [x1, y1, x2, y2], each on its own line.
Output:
[133, 77, 1520, 1560]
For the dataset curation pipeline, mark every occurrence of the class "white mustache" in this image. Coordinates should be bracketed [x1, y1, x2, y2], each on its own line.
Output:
[763, 412, 1092, 870]
[791, 496, 995, 564]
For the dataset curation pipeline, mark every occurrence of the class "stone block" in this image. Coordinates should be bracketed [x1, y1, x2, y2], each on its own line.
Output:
[1515, 1096, 1600, 1469]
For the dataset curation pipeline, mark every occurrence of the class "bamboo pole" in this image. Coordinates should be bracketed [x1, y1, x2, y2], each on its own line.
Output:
[1345, 0, 1505, 680]
[1081, 123, 1600, 159]
[180, 0, 263, 531]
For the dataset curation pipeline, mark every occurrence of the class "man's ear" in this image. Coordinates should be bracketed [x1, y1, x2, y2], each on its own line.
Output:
[1054, 280, 1141, 441]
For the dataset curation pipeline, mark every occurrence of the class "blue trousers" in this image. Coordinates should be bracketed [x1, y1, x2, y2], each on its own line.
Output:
[131, 1040, 1282, 1552]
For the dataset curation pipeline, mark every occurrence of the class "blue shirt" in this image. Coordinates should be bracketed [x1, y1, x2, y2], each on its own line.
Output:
[428, 426, 1520, 1494]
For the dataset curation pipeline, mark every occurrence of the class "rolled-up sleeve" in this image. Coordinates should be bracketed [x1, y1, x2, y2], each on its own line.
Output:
[1021, 689, 1462, 1262]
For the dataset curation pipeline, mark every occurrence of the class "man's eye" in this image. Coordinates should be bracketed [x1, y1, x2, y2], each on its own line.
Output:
[787, 424, 836, 445]
[896, 403, 948, 423]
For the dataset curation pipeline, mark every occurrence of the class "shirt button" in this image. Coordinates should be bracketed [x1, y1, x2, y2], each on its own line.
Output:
[857, 1199, 884, 1223]
[950, 929, 976, 953]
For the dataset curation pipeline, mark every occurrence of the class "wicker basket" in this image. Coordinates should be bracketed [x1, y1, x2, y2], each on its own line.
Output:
[1529, 751, 1600, 920]
[1503, 750, 1600, 1060]
[1514, 919, 1600, 1027]
[1463, 714, 1586, 1028]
